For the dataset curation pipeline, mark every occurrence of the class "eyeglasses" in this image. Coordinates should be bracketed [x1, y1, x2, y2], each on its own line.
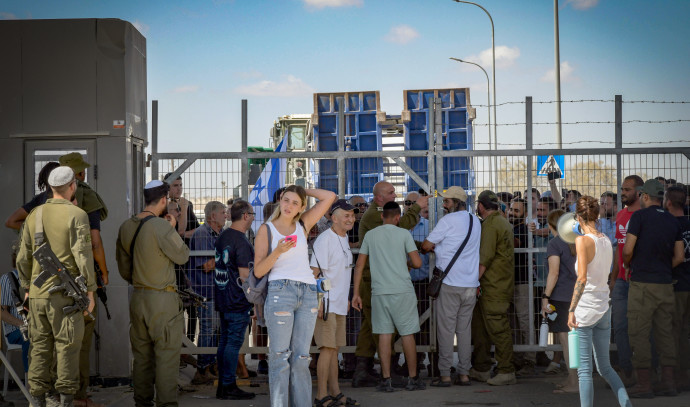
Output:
[404, 200, 414, 206]
[245, 212, 255, 216]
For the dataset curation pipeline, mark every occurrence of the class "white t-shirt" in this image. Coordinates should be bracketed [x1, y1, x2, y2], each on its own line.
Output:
[310, 228, 352, 315]
[426, 211, 481, 288]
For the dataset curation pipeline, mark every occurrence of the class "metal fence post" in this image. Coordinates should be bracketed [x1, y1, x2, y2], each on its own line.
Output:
[337, 102, 346, 198]
[615, 95, 623, 210]
[427, 99, 438, 355]
[151, 100, 159, 181]
[241, 99, 249, 199]
[525, 96, 536, 346]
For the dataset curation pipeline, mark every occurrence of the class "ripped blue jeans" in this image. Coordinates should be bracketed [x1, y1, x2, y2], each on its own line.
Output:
[265, 279, 318, 407]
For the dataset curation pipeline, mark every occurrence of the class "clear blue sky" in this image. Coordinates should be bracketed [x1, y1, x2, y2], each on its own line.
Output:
[3, 0, 689, 152]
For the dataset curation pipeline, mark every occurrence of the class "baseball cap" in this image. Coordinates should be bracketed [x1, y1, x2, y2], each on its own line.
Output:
[477, 190, 499, 204]
[440, 186, 468, 202]
[330, 199, 359, 215]
[637, 179, 664, 198]
[59, 152, 90, 173]
[48, 166, 75, 187]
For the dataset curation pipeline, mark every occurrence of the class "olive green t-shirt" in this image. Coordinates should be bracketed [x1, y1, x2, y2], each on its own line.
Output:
[116, 216, 190, 290]
[17, 199, 97, 298]
[360, 224, 418, 295]
[478, 211, 515, 301]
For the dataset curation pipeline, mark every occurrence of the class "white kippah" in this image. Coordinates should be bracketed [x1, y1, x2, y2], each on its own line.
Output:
[145, 180, 164, 189]
[48, 167, 75, 187]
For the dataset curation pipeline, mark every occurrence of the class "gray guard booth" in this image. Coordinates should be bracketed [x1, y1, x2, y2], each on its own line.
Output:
[0, 18, 147, 380]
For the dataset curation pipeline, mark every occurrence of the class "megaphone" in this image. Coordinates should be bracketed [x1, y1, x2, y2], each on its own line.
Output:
[557, 212, 584, 244]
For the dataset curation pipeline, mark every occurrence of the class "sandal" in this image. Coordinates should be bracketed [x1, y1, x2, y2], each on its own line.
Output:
[453, 376, 471, 386]
[430, 378, 452, 387]
[314, 395, 338, 407]
[332, 393, 360, 406]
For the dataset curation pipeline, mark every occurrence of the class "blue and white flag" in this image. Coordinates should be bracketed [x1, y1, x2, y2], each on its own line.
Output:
[249, 137, 287, 232]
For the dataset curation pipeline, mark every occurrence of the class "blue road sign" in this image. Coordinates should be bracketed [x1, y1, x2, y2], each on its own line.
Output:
[537, 155, 565, 179]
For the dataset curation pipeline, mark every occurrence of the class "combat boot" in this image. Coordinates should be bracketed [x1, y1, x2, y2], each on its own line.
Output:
[352, 357, 379, 387]
[653, 366, 678, 397]
[629, 368, 654, 399]
[59, 394, 74, 407]
[32, 394, 46, 407]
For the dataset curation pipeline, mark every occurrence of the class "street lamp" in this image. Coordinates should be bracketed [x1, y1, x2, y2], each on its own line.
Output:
[452, 0, 497, 154]
[450, 57, 495, 189]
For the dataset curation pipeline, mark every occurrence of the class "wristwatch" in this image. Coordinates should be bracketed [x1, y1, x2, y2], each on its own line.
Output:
[541, 293, 550, 300]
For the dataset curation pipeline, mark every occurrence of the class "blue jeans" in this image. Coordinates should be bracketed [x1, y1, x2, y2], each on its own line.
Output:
[577, 308, 631, 407]
[217, 311, 250, 386]
[611, 278, 632, 372]
[265, 279, 318, 407]
[197, 300, 219, 369]
[6, 329, 29, 372]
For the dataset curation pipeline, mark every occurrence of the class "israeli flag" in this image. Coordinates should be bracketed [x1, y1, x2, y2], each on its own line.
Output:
[249, 137, 287, 232]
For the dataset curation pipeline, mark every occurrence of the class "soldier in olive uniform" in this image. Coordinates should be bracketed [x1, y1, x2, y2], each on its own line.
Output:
[16, 166, 97, 407]
[116, 180, 189, 407]
[59, 152, 109, 407]
[470, 190, 516, 386]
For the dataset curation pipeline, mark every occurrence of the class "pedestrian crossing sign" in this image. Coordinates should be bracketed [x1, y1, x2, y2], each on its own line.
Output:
[537, 155, 565, 179]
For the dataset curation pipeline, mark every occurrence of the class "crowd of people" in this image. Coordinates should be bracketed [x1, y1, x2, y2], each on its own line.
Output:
[4, 154, 690, 407]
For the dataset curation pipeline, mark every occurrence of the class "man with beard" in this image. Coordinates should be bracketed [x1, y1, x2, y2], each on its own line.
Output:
[598, 191, 618, 246]
[508, 198, 536, 375]
[421, 187, 480, 386]
[17, 167, 97, 407]
[610, 175, 643, 387]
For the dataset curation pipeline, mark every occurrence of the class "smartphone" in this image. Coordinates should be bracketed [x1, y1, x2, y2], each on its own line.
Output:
[285, 235, 297, 244]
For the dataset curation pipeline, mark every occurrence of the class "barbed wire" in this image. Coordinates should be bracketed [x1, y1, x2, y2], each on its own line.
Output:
[473, 119, 690, 127]
[471, 139, 690, 147]
[469, 99, 690, 108]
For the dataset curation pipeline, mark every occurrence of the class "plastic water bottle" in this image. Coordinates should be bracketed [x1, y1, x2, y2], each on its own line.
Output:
[568, 330, 580, 369]
[539, 318, 549, 347]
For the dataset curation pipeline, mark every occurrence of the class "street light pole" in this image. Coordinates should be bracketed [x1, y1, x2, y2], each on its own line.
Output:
[554, 0, 562, 148]
[453, 0, 497, 154]
[450, 57, 493, 189]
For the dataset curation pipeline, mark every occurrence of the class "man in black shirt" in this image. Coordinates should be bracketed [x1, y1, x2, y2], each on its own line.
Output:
[213, 200, 256, 400]
[665, 186, 690, 391]
[623, 179, 684, 398]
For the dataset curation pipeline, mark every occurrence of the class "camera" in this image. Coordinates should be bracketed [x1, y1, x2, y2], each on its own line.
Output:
[316, 278, 331, 293]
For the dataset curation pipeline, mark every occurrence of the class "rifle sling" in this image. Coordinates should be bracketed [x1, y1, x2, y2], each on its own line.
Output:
[129, 215, 155, 277]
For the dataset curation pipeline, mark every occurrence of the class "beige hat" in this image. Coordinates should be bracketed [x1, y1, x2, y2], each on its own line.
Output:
[440, 186, 468, 202]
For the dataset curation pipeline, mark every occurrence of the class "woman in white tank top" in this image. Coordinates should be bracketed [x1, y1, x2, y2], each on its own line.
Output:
[567, 196, 631, 407]
[253, 185, 336, 407]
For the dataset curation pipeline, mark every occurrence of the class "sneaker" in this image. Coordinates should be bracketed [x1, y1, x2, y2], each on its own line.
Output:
[376, 378, 397, 392]
[405, 376, 426, 391]
[544, 362, 561, 375]
[487, 372, 517, 386]
[219, 383, 255, 400]
[515, 365, 536, 377]
[257, 360, 268, 375]
[469, 368, 491, 382]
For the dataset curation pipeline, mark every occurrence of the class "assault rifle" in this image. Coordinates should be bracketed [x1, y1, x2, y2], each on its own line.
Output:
[32, 242, 94, 320]
[95, 263, 111, 320]
[178, 288, 208, 309]
[8, 272, 29, 341]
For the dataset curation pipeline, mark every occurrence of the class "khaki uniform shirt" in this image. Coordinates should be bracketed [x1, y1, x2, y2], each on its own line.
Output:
[478, 211, 515, 301]
[358, 201, 421, 280]
[17, 199, 96, 298]
[75, 180, 108, 221]
[116, 216, 190, 290]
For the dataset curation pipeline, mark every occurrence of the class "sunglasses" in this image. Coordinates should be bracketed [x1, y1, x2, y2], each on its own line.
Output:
[354, 203, 368, 208]
[404, 200, 414, 206]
